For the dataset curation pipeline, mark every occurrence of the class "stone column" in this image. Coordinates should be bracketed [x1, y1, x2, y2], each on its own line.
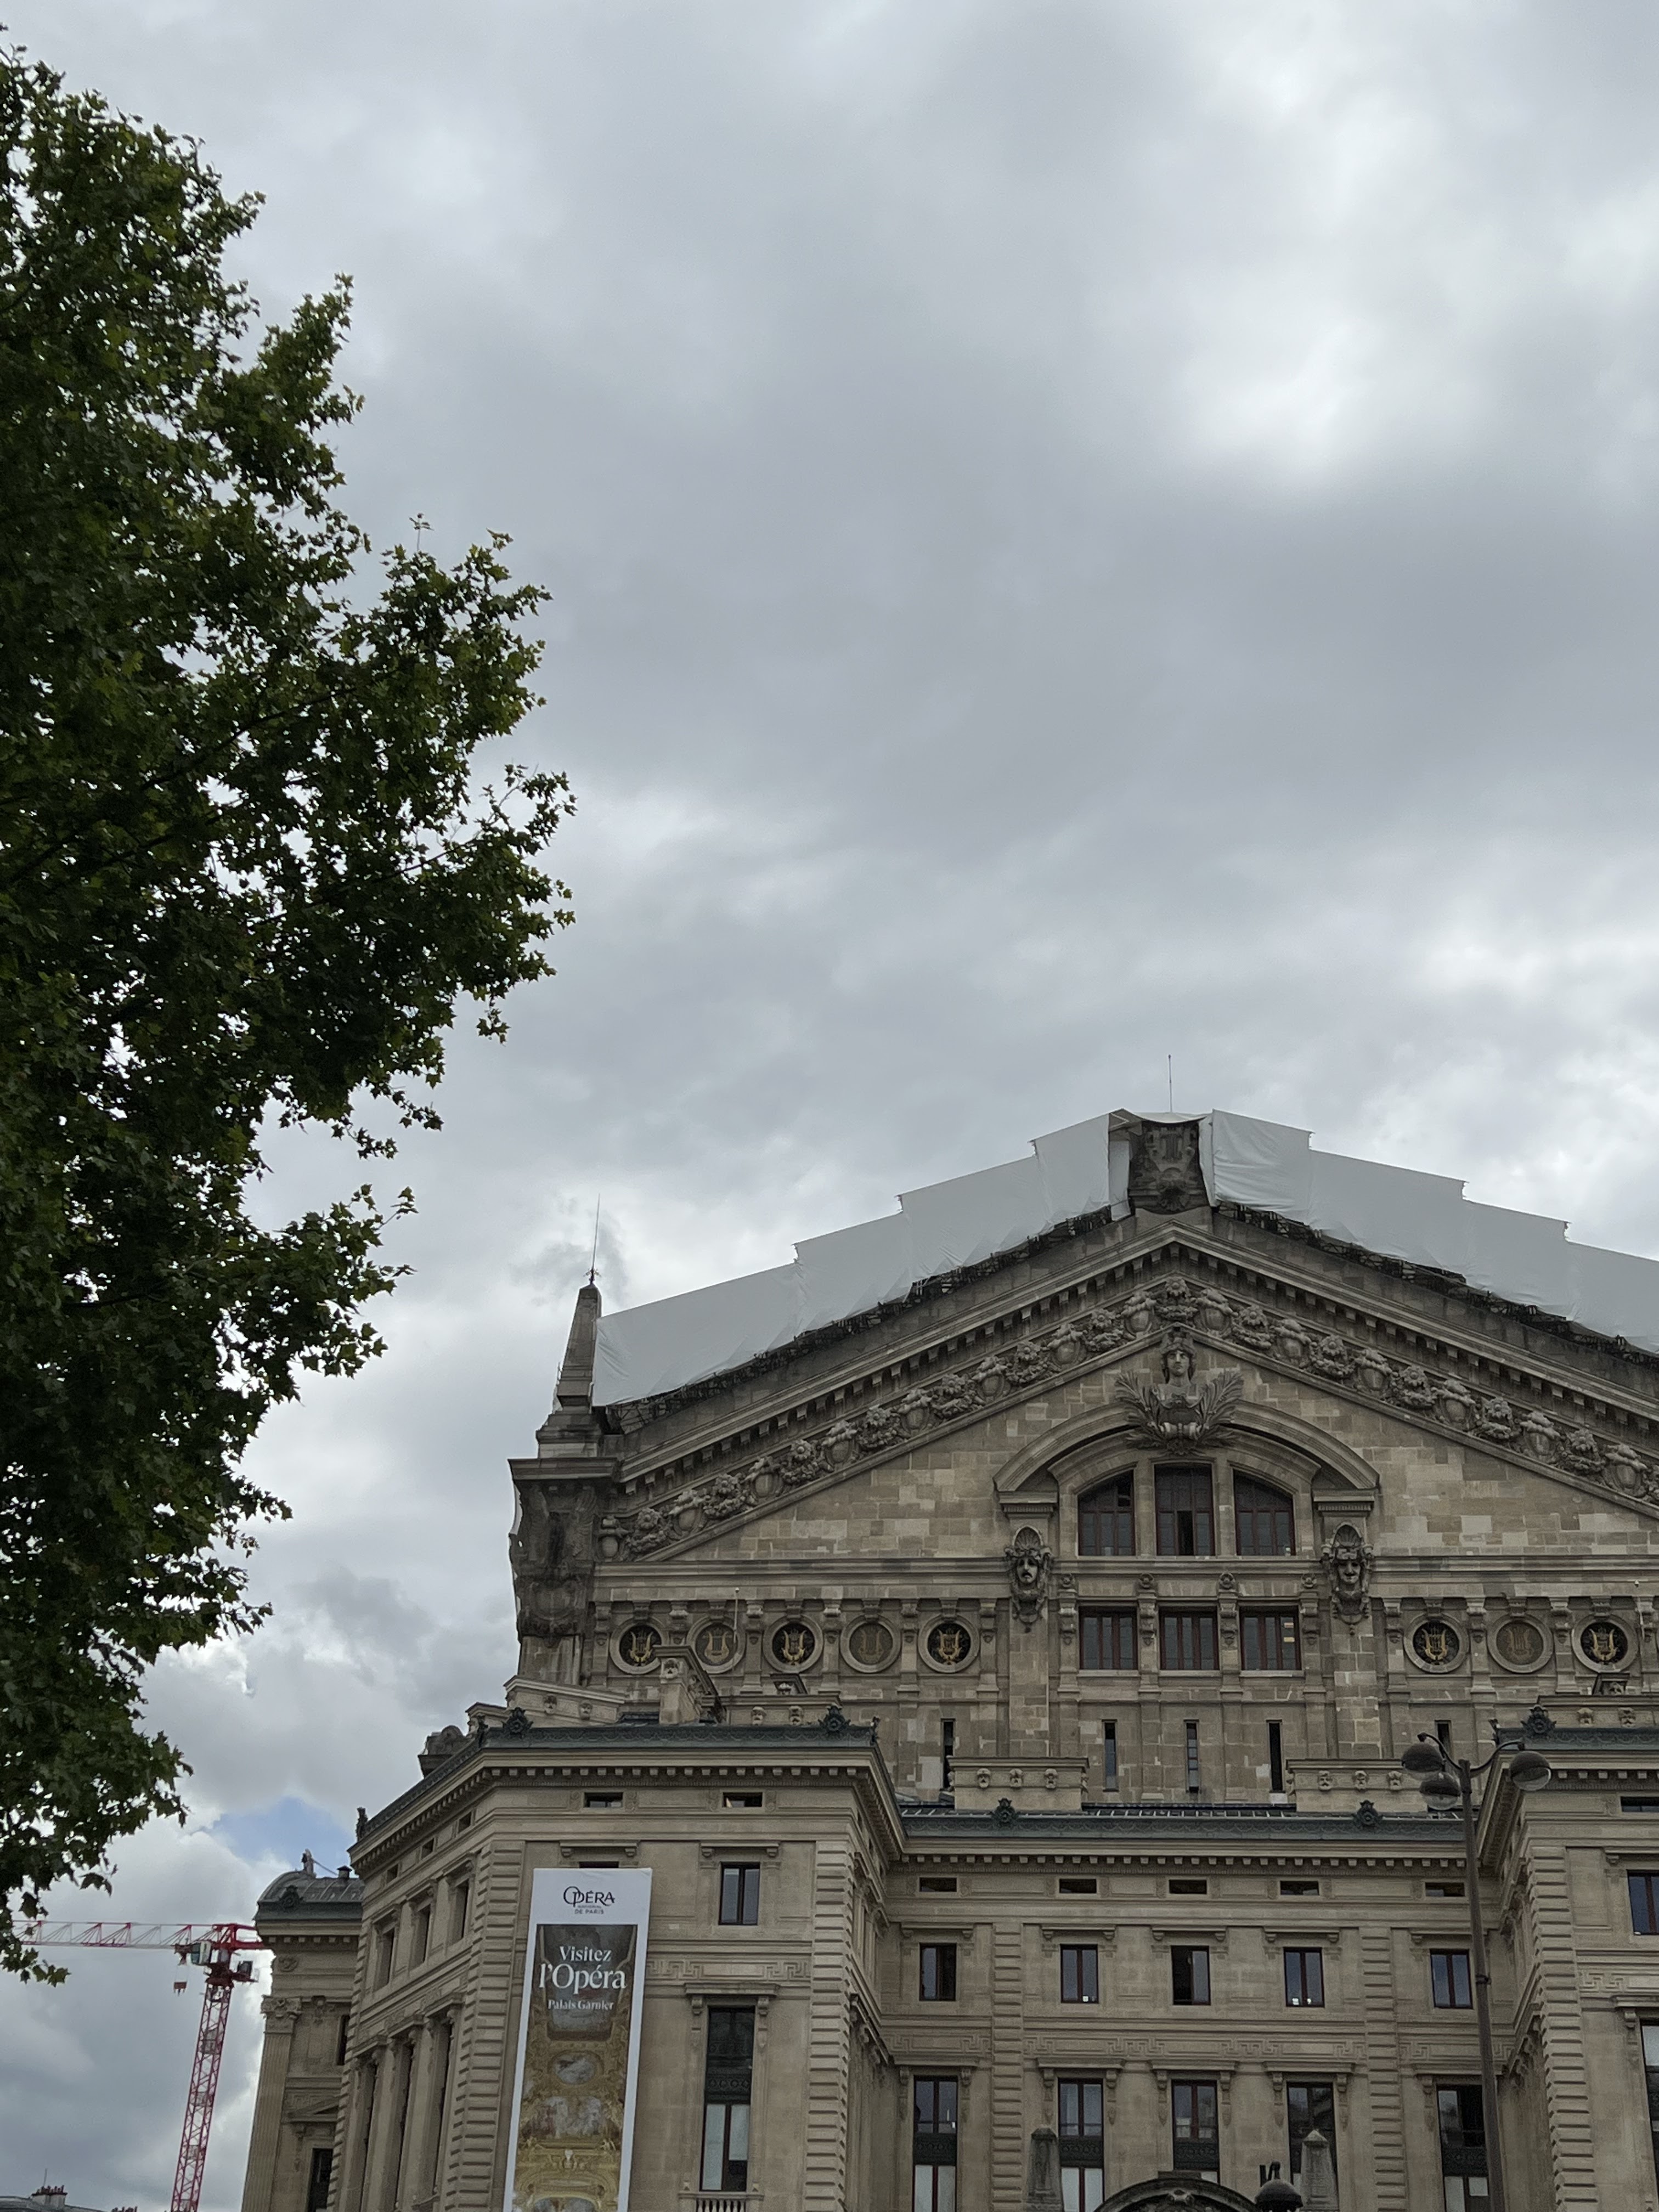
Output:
[240, 1997, 300, 2212]
[399, 2017, 444, 2210]
[336, 2055, 380, 2212]
[360, 2039, 408, 2212]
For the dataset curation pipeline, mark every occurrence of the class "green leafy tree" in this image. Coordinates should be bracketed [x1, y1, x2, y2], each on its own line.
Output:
[0, 52, 572, 1976]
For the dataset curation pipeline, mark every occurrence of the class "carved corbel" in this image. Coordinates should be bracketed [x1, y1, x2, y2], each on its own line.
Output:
[1037, 1925, 1116, 1955]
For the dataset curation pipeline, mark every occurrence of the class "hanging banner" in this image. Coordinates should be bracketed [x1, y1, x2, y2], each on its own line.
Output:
[503, 1865, 653, 2212]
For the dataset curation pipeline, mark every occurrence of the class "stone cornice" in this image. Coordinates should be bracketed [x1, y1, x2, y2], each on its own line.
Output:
[602, 1251, 1659, 1564]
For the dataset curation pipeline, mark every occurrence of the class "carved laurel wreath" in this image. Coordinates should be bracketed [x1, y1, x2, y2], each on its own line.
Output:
[606, 1274, 1658, 1558]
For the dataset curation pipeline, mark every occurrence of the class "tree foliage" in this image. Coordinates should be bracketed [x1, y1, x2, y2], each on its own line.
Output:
[0, 52, 571, 1976]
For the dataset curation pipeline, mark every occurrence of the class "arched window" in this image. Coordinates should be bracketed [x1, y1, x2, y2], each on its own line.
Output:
[1079, 1474, 1135, 1556]
[1234, 1474, 1294, 1556]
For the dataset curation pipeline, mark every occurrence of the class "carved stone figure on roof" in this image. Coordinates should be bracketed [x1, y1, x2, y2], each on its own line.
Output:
[1115, 1327, 1243, 1447]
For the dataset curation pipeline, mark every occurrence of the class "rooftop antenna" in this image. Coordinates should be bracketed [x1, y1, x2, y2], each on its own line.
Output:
[587, 1198, 601, 1288]
[1167, 1054, 1173, 1113]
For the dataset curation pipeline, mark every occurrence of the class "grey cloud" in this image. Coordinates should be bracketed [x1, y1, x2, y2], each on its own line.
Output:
[9, 0, 1659, 2197]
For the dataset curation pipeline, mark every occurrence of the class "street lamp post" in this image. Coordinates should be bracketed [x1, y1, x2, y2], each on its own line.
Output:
[1399, 1732, 1553, 2212]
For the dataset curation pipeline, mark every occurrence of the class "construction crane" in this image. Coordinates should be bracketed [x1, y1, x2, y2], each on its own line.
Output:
[24, 1920, 267, 2212]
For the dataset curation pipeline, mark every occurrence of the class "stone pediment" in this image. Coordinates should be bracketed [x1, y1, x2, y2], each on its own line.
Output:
[598, 1247, 1659, 1564]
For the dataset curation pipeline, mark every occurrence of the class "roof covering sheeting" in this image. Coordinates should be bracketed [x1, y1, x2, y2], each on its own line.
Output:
[590, 1108, 1659, 1404]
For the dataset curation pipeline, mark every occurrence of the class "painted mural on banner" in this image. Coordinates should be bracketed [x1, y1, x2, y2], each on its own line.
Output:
[504, 1866, 653, 2212]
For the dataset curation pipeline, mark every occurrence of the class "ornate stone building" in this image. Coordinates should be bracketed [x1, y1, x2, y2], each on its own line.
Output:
[242, 1109, 1659, 2212]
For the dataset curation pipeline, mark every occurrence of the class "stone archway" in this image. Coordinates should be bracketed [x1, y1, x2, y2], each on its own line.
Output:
[1098, 2178, 1261, 2212]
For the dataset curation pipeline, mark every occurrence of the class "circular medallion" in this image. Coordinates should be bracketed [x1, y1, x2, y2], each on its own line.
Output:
[1410, 1619, 1462, 1670]
[1491, 1616, 1548, 1672]
[693, 1617, 744, 1673]
[615, 1620, 662, 1671]
[1579, 1618, 1630, 1669]
[923, 1618, 975, 1672]
[843, 1617, 896, 1673]
[769, 1619, 819, 1671]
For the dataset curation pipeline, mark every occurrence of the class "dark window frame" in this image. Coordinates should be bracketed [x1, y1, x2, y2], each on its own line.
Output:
[1060, 1944, 1101, 2005]
[1234, 1473, 1295, 1556]
[1155, 1466, 1215, 1557]
[913, 2075, 959, 2212]
[1241, 1609, 1303, 1672]
[1160, 1610, 1220, 1671]
[919, 1942, 958, 2002]
[304, 2148, 333, 2212]
[1286, 2080, 1337, 2181]
[1431, 1950, 1474, 2008]
[1171, 2078, 1220, 2177]
[701, 2005, 755, 2195]
[1631, 1871, 1659, 1935]
[1079, 1474, 1136, 1557]
[719, 1863, 761, 1927]
[1171, 1945, 1211, 2006]
[1079, 1607, 1138, 1671]
[1284, 1948, 1325, 2007]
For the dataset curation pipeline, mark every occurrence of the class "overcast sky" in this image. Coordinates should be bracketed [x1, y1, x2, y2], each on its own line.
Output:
[8, 1, 1659, 2202]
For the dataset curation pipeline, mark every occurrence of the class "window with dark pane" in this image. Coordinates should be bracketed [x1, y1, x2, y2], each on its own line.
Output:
[1283, 1948, 1324, 2007]
[1060, 1944, 1100, 2004]
[1155, 1468, 1215, 1556]
[1102, 1721, 1119, 1791]
[1079, 1609, 1137, 1670]
[1631, 1872, 1659, 1934]
[1286, 2081, 1336, 2180]
[1431, 1950, 1473, 2008]
[719, 1863, 760, 1926]
[304, 2149, 333, 2212]
[913, 2076, 959, 2212]
[1058, 2077, 1105, 2212]
[1079, 1475, 1135, 1557]
[1171, 1945, 1211, 2005]
[1643, 2024, 1659, 2193]
[700, 2006, 755, 2193]
[1235, 1474, 1295, 1556]
[1437, 2084, 1489, 2210]
[1241, 1610, 1302, 1672]
[919, 1943, 957, 2001]
[1160, 1611, 1218, 1671]
[1171, 2080, 1220, 2180]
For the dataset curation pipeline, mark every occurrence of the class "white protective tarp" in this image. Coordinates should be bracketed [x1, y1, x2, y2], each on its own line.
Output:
[590, 1108, 1659, 1402]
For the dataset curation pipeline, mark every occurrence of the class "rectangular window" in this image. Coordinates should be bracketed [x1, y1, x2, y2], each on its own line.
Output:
[1425, 1881, 1465, 1899]
[1284, 1948, 1324, 2006]
[1079, 1475, 1135, 1556]
[1280, 1879, 1318, 1898]
[919, 1943, 957, 2001]
[1171, 2080, 1220, 2180]
[913, 2076, 958, 2212]
[1184, 1720, 1201, 1795]
[719, 1864, 761, 1926]
[1156, 1468, 1215, 1556]
[335, 2011, 351, 2068]
[410, 1902, 431, 1967]
[1286, 2081, 1336, 2181]
[1160, 1612, 1218, 1670]
[1059, 1877, 1098, 1895]
[1630, 1872, 1659, 1934]
[1436, 2084, 1489, 2209]
[585, 1790, 624, 1808]
[701, 2006, 755, 2193]
[919, 1876, 958, 1894]
[1643, 2024, 1659, 2194]
[1060, 1945, 1100, 2004]
[1241, 1610, 1302, 1671]
[1234, 1475, 1295, 1556]
[1102, 1722, 1119, 1791]
[1431, 1950, 1474, 2008]
[1079, 1609, 1137, 1670]
[723, 1791, 763, 1809]
[1623, 1797, 1659, 1813]
[1171, 1946, 1211, 2005]
[374, 1921, 395, 1988]
[304, 2148, 334, 2212]
[1169, 1878, 1208, 1897]
[941, 1718, 956, 1793]
[1269, 1721, 1285, 1795]
[1058, 2077, 1106, 2212]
